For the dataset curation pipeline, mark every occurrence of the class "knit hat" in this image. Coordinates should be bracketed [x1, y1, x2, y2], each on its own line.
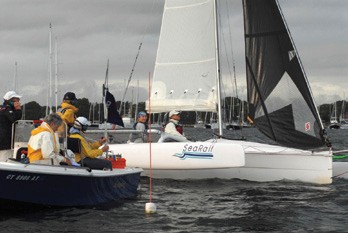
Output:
[63, 92, 77, 101]
[138, 111, 147, 117]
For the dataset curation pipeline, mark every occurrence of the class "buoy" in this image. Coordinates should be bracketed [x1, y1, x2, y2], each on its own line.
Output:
[145, 202, 157, 214]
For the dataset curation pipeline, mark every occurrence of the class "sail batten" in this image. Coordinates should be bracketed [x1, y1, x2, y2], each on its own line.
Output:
[147, 0, 218, 113]
[243, 0, 326, 149]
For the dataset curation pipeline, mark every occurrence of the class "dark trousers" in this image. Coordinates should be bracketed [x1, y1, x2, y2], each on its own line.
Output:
[79, 157, 112, 170]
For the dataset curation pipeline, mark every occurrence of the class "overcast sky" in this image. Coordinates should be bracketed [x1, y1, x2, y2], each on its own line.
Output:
[0, 0, 347, 107]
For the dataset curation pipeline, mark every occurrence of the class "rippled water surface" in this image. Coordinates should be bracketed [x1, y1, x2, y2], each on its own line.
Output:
[0, 128, 347, 232]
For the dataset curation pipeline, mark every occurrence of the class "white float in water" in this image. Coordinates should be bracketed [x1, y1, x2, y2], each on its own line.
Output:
[145, 202, 157, 214]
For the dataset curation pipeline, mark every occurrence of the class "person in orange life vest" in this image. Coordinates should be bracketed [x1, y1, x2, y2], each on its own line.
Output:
[28, 113, 72, 165]
[164, 110, 188, 140]
[0, 91, 22, 161]
[69, 117, 112, 170]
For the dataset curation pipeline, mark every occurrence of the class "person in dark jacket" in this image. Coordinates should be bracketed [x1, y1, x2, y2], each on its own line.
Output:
[0, 91, 22, 160]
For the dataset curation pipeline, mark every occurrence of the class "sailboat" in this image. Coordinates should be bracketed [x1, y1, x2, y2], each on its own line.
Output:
[339, 100, 348, 129]
[108, 0, 332, 184]
[329, 102, 340, 129]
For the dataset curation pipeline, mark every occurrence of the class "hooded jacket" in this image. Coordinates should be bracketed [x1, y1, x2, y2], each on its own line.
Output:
[57, 102, 79, 126]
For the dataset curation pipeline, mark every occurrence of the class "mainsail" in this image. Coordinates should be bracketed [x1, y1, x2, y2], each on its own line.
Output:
[148, 0, 218, 113]
[243, 0, 326, 149]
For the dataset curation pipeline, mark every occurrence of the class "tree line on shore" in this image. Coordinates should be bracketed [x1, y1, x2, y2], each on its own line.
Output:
[22, 97, 346, 126]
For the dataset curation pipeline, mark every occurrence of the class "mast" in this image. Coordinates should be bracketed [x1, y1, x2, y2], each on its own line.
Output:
[103, 59, 109, 144]
[49, 23, 53, 114]
[13, 61, 18, 92]
[135, 80, 139, 118]
[214, 0, 223, 136]
[55, 37, 59, 112]
[48, 23, 53, 114]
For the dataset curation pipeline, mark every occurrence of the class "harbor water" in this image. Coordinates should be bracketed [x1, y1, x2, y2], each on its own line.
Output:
[0, 127, 347, 233]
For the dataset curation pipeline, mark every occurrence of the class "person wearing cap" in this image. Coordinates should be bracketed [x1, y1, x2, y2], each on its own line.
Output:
[128, 111, 148, 143]
[164, 110, 188, 141]
[57, 92, 79, 129]
[69, 116, 112, 170]
[27, 113, 72, 165]
[0, 91, 22, 159]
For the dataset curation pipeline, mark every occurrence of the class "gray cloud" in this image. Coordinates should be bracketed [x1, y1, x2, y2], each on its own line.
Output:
[0, 0, 346, 107]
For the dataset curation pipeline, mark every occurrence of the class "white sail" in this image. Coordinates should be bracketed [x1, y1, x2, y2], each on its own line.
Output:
[148, 0, 218, 113]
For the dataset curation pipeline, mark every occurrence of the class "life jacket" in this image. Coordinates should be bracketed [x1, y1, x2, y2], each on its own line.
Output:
[176, 124, 183, 135]
[27, 123, 59, 162]
[133, 122, 148, 130]
[169, 121, 183, 135]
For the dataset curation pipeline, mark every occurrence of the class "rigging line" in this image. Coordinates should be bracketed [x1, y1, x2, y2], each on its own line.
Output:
[332, 170, 348, 179]
[225, 0, 239, 100]
[118, 42, 142, 114]
[118, 0, 159, 114]
[218, 0, 243, 138]
[225, 0, 244, 136]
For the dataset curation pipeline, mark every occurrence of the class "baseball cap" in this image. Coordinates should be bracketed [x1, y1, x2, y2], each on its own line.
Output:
[169, 110, 180, 118]
[3, 91, 22, 100]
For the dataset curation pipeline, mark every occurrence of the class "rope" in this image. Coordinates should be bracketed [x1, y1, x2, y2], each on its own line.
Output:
[332, 170, 348, 179]
[148, 72, 153, 203]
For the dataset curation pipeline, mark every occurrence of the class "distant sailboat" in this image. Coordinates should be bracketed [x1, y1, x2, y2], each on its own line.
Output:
[329, 102, 340, 129]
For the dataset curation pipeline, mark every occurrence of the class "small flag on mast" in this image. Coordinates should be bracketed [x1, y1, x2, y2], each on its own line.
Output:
[105, 90, 124, 127]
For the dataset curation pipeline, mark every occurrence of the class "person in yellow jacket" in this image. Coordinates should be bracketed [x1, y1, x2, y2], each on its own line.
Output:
[28, 113, 72, 165]
[69, 116, 112, 170]
[56, 92, 79, 138]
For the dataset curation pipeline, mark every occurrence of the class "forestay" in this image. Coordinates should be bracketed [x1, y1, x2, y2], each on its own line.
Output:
[148, 0, 218, 113]
[243, 0, 326, 149]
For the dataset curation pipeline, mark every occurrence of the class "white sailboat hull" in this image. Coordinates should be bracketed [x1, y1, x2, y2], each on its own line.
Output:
[109, 139, 332, 184]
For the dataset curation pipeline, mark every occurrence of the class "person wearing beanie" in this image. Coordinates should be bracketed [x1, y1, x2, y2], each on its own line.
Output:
[0, 91, 23, 160]
[57, 92, 79, 129]
[128, 111, 148, 143]
[69, 116, 112, 170]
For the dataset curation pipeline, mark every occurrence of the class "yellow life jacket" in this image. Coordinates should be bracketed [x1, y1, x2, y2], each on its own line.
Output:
[27, 123, 59, 162]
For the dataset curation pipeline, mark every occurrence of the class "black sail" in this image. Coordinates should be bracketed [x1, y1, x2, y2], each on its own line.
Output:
[242, 0, 325, 149]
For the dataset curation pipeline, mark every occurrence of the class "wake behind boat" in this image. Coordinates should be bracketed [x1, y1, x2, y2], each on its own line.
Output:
[107, 0, 334, 185]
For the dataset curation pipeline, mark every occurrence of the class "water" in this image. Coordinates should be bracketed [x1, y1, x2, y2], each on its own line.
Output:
[1, 128, 347, 233]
